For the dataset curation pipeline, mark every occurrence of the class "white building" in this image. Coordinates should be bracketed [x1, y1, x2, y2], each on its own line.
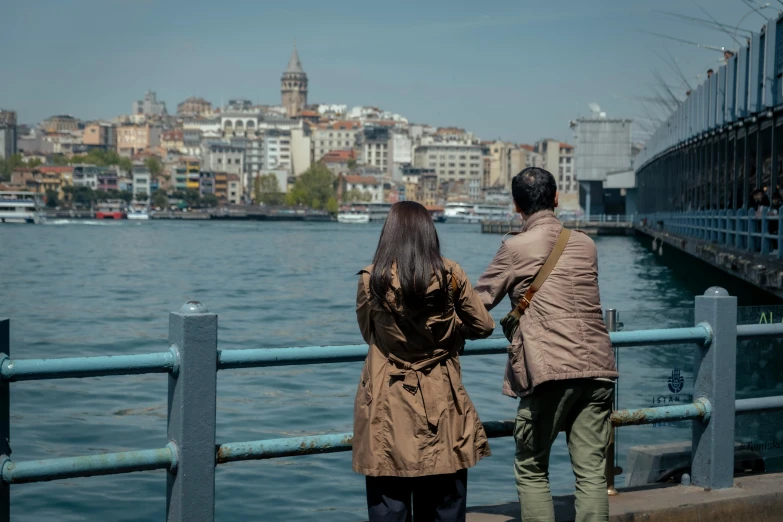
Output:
[343, 175, 384, 203]
[290, 126, 312, 176]
[132, 91, 167, 117]
[392, 131, 413, 165]
[132, 167, 151, 200]
[263, 131, 291, 171]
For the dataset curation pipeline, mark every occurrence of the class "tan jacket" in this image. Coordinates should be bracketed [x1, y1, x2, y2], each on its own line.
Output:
[475, 210, 618, 397]
[352, 259, 495, 477]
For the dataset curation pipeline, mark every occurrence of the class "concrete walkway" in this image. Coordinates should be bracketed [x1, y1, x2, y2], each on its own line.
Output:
[466, 472, 783, 522]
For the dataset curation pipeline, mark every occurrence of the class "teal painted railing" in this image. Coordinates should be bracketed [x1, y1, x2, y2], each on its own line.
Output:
[1, 288, 783, 521]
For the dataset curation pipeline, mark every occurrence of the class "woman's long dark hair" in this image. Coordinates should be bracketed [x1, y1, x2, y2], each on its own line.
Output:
[370, 201, 448, 311]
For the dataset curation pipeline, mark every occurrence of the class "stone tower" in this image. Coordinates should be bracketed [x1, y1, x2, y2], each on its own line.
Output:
[281, 44, 308, 118]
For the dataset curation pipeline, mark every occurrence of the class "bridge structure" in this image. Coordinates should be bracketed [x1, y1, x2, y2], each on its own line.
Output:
[1, 288, 783, 521]
[482, 214, 634, 236]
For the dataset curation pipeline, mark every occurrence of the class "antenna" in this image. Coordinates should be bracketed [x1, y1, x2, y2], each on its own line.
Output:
[588, 103, 601, 116]
[639, 30, 735, 53]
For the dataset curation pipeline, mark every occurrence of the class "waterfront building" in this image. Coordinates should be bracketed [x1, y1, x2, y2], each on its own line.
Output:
[82, 122, 116, 150]
[116, 124, 162, 157]
[199, 171, 214, 195]
[356, 126, 393, 177]
[170, 164, 188, 192]
[42, 115, 79, 133]
[10, 166, 72, 199]
[0, 110, 18, 160]
[413, 143, 483, 200]
[132, 91, 167, 118]
[534, 138, 577, 209]
[391, 131, 413, 174]
[400, 166, 438, 206]
[132, 166, 151, 200]
[340, 175, 384, 203]
[281, 45, 308, 118]
[201, 143, 244, 180]
[97, 169, 118, 193]
[227, 173, 242, 204]
[569, 116, 633, 216]
[312, 121, 361, 161]
[182, 128, 203, 156]
[263, 130, 291, 172]
[72, 164, 100, 189]
[320, 149, 356, 176]
[214, 172, 227, 199]
[485, 141, 527, 190]
[177, 97, 212, 118]
[290, 126, 312, 176]
[185, 158, 200, 190]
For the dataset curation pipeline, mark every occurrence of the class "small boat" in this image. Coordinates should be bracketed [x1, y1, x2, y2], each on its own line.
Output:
[127, 204, 150, 220]
[425, 205, 447, 223]
[444, 202, 512, 224]
[95, 200, 127, 220]
[0, 191, 45, 224]
[337, 206, 370, 224]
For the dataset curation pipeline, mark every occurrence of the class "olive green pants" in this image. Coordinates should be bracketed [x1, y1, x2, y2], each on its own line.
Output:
[513, 379, 613, 522]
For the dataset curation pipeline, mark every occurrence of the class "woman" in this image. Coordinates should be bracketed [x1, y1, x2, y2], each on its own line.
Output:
[353, 201, 495, 522]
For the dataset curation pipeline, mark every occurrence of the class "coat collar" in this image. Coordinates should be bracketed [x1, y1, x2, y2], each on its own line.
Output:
[522, 210, 559, 232]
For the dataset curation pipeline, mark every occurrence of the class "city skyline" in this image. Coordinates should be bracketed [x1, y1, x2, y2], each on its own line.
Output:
[1, 0, 775, 143]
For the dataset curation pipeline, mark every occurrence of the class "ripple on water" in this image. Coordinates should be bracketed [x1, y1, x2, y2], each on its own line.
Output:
[0, 223, 701, 522]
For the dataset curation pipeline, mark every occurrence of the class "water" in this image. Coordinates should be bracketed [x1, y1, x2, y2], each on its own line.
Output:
[0, 221, 746, 521]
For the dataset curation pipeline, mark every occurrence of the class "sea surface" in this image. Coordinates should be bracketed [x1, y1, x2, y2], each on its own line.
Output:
[0, 220, 772, 521]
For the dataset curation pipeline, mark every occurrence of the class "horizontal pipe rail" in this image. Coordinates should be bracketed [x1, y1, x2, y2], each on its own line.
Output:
[0, 350, 177, 382]
[4, 396, 782, 485]
[737, 324, 783, 339]
[1, 445, 176, 484]
[0, 326, 713, 380]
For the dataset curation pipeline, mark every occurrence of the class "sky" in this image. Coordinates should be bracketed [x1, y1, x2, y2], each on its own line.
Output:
[0, 0, 778, 144]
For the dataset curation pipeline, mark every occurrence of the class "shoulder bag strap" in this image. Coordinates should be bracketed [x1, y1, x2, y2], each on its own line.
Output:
[510, 227, 571, 320]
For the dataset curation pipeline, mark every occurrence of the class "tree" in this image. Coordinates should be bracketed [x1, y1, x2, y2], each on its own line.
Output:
[183, 189, 201, 208]
[45, 189, 59, 208]
[256, 173, 286, 205]
[286, 163, 337, 211]
[135, 191, 148, 202]
[144, 157, 163, 178]
[118, 157, 133, 175]
[202, 194, 219, 207]
[0, 153, 24, 181]
[73, 186, 96, 208]
[117, 190, 134, 204]
[151, 189, 169, 209]
[26, 158, 43, 168]
[94, 190, 110, 202]
[347, 158, 358, 170]
[61, 185, 76, 207]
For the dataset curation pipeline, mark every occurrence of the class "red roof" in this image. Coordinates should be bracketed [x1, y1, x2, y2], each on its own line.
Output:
[38, 166, 73, 174]
[226, 174, 241, 181]
[344, 175, 380, 185]
[299, 110, 320, 117]
[519, 144, 535, 152]
[321, 149, 356, 163]
[560, 142, 574, 150]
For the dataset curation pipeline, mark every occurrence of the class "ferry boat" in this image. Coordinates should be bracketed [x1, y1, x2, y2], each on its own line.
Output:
[425, 205, 447, 223]
[337, 207, 370, 224]
[444, 202, 512, 224]
[95, 200, 127, 220]
[337, 202, 392, 224]
[0, 191, 45, 224]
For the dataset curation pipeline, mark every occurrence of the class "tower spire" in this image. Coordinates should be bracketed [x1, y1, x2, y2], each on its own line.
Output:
[286, 42, 303, 74]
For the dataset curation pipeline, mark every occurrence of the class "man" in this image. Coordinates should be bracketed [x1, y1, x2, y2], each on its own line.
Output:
[475, 167, 618, 522]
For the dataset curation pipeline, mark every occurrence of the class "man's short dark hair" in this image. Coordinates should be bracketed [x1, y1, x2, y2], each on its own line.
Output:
[511, 167, 557, 215]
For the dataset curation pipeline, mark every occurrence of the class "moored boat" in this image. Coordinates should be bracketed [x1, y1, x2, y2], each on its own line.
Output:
[0, 191, 45, 224]
[95, 200, 127, 220]
[337, 206, 370, 223]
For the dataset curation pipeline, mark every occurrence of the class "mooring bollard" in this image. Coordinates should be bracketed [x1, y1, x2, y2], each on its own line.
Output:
[0, 319, 9, 522]
[166, 302, 217, 522]
[692, 287, 737, 489]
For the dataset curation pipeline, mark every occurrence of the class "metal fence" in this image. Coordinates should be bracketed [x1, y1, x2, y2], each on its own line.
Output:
[641, 210, 783, 258]
[2, 288, 783, 521]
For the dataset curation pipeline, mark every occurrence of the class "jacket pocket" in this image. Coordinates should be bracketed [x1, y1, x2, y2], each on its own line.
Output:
[513, 408, 540, 454]
[506, 343, 529, 393]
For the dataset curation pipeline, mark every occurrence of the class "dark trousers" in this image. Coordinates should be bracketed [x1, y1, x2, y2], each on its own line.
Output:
[366, 469, 468, 522]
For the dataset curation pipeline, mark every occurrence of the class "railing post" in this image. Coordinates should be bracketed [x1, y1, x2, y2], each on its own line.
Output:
[692, 287, 737, 490]
[604, 309, 619, 496]
[167, 302, 217, 522]
[0, 319, 9, 522]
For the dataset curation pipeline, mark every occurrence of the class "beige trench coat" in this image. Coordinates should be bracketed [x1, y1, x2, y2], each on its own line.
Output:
[352, 259, 495, 477]
[474, 210, 618, 398]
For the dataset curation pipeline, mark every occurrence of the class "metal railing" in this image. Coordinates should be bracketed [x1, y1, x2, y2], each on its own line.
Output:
[1, 288, 782, 521]
[640, 209, 783, 258]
